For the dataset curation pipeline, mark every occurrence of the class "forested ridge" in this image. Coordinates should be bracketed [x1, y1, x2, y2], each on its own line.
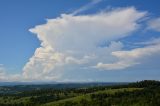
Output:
[0, 80, 159, 106]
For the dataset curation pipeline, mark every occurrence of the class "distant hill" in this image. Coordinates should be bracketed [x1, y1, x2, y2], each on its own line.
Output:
[0, 81, 57, 86]
[0, 82, 127, 94]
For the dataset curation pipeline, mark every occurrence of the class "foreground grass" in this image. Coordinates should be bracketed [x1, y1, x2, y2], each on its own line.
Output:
[42, 88, 142, 106]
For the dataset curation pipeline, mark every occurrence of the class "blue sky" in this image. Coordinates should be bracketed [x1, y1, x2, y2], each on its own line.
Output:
[0, 0, 160, 82]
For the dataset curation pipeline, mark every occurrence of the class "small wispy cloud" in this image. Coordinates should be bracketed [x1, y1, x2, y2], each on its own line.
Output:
[95, 40, 160, 70]
[71, 0, 102, 15]
[147, 17, 160, 32]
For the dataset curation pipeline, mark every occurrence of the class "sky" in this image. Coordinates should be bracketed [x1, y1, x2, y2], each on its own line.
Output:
[0, 0, 160, 82]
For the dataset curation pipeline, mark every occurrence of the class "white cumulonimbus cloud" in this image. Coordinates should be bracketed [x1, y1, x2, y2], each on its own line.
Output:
[21, 7, 147, 81]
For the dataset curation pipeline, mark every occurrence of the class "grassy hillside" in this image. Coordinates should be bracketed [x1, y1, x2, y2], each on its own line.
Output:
[42, 88, 143, 106]
[0, 80, 160, 106]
